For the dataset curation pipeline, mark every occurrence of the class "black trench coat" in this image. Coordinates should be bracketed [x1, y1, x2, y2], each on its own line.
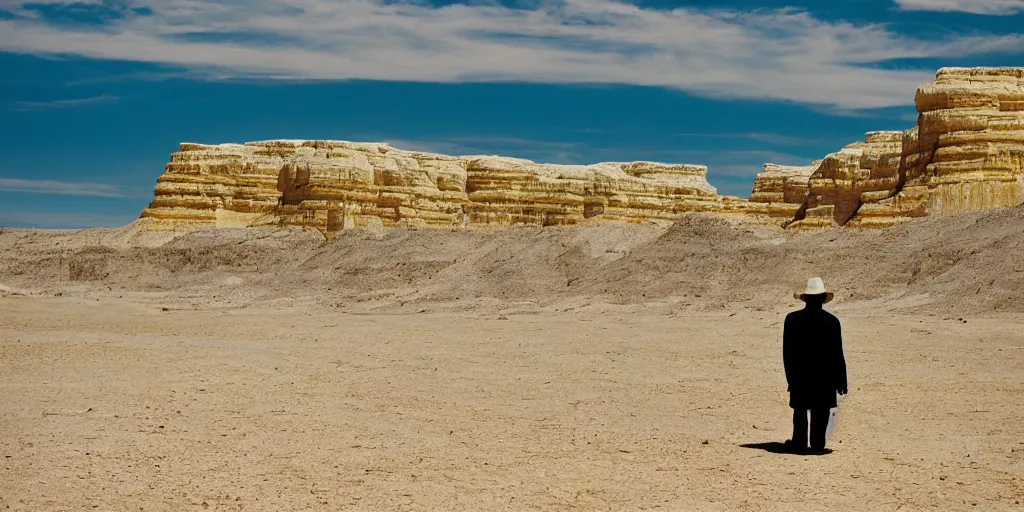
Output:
[783, 307, 848, 409]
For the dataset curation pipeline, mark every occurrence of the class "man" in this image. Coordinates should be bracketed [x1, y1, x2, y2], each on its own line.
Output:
[783, 277, 848, 455]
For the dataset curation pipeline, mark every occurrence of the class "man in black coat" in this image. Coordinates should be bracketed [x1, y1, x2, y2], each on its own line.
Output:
[783, 277, 848, 454]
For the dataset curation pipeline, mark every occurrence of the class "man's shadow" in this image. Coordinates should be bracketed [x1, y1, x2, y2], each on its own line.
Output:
[739, 442, 833, 456]
[739, 442, 792, 454]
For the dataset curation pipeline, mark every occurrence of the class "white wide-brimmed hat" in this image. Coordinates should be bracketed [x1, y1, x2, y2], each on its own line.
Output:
[795, 277, 834, 303]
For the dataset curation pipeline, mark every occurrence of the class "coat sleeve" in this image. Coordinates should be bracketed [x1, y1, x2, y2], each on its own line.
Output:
[833, 318, 848, 392]
[783, 314, 795, 391]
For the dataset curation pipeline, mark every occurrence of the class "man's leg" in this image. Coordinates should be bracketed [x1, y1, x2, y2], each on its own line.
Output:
[790, 408, 808, 451]
[809, 408, 831, 451]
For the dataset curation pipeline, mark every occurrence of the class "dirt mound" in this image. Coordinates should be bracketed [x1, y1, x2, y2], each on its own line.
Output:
[583, 207, 1024, 314]
[1, 208, 1022, 315]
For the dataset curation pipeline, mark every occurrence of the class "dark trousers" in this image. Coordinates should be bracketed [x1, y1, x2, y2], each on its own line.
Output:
[792, 408, 830, 451]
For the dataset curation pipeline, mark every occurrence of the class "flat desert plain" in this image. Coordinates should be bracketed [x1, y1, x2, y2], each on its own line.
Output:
[2, 296, 1023, 511]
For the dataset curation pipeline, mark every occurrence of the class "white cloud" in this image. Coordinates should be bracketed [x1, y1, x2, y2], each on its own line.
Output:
[0, 0, 1021, 108]
[12, 94, 118, 110]
[0, 178, 134, 197]
[0, 210, 137, 228]
[671, 132, 816, 145]
[894, 0, 1024, 15]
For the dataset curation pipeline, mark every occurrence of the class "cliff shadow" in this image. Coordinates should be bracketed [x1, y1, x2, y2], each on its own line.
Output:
[277, 163, 312, 205]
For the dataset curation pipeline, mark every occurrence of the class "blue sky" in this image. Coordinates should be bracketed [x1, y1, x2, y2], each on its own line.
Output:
[1, 0, 1022, 228]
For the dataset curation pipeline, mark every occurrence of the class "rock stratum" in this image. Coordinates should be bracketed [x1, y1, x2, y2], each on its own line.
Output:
[141, 141, 724, 234]
[748, 67, 1024, 228]
[141, 67, 1024, 233]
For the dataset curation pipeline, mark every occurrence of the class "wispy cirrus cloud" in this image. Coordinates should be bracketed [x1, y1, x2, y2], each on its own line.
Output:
[0, 1, 1021, 109]
[671, 132, 816, 146]
[0, 177, 136, 197]
[0, 210, 137, 228]
[12, 94, 117, 110]
[384, 136, 585, 164]
[893, 0, 1024, 15]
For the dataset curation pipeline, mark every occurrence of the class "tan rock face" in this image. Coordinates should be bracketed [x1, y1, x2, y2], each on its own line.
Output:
[897, 68, 1024, 215]
[756, 67, 1024, 229]
[463, 158, 720, 226]
[141, 68, 1024, 233]
[140, 140, 721, 234]
[745, 162, 819, 223]
[851, 68, 1024, 227]
[143, 143, 282, 227]
[789, 131, 904, 229]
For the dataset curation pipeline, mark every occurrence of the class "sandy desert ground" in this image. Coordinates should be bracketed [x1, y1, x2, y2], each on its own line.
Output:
[2, 210, 1024, 510]
[2, 297, 1023, 511]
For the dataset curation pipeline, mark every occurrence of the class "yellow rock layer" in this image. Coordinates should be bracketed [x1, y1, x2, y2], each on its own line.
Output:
[851, 67, 1024, 226]
[756, 67, 1024, 229]
[745, 162, 820, 224]
[141, 68, 1024, 233]
[140, 140, 722, 235]
[788, 131, 904, 229]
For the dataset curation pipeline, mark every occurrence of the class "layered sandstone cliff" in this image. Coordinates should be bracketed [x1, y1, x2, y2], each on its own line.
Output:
[849, 67, 1024, 227]
[142, 67, 1024, 233]
[462, 157, 721, 227]
[749, 67, 1024, 229]
[744, 162, 819, 223]
[787, 131, 905, 229]
[140, 140, 722, 234]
